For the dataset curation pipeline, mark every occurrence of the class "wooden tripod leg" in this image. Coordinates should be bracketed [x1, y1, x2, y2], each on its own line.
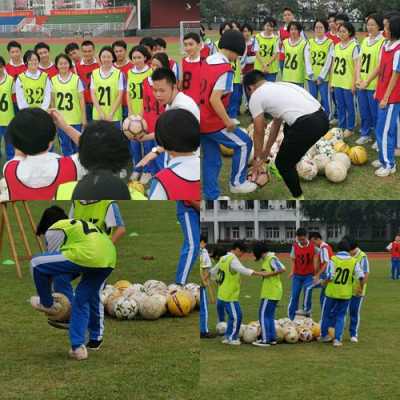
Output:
[3, 204, 22, 278]
[13, 202, 33, 258]
[23, 201, 44, 252]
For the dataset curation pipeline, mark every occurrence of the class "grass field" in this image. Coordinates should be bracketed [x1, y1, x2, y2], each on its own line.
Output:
[0, 201, 199, 400]
[200, 254, 400, 400]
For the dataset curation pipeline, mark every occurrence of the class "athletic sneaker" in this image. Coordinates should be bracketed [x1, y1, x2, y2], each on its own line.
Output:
[371, 141, 378, 150]
[252, 340, 270, 347]
[130, 171, 141, 181]
[329, 119, 338, 126]
[333, 339, 343, 347]
[86, 339, 103, 351]
[140, 172, 152, 185]
[69, 345, 88, 360]
[200, 332, 217, 339]
[371, 160, 383, 168]
[229, 181, 257, 194]
[119, 169, 128, 179]
[226, 339, 241, 346]
[268, 341, 278, 345]
[318, 335, 333, 343]
[375, 166, 396, 177]
[350, 336, 358, 343]
[30, 296, 61, 316]
[295, 310, 307, 316]
[47, 319, 69, 330]
[356, 136, 371, 145]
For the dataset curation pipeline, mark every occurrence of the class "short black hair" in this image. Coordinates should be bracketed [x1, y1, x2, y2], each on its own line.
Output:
[335, 13, 350, 22]
[348, 239, 359, 251]
[313, 19, 329, 32]
[0, 56, 6, 68]
[152, 67, 177, 86]
[129, 45, 151, 62]
[241, 23, 254, 34]
[366, 13, 384, 30]
[152, 52, 170, 70]
[98, 46, 116, 63]
[253, 242, 269, 261]
[139, 37, 157, 50]
[283, 7, 294, 13]
[23, 49, 39, 65]
[389, 16, 400, 40]
[263, 16, 277, 28]
[55, 53, 73, 69]
[34, 42, 50, 53]
[211, 245, 226, 260]
[287, 21, 303, 32]
[154, 37, 167, 49]
[78, 121, 131, 173]
[328, 12, 337, 20]
[296, 227, 307, 237]
[64, 42, 79, 55]
[200, 234, 207, 243]
[219, 22, 232, 36]
[337, 239, 351, 252]
[155, 109, 199, 153]
[243, 70, 266, 92]
[112, 39, 127, 50]
[231, 240, 247, 253]
[81, 40, 95, 49]
[340, 21, 356, 37]
[183, 32, 201, 44]
[309, 231, 322, 240]
[230, 20, 241, 30]
[8, 108, 56, 155]
[36, 206, 68, 236]
[383, 10, 400, 20]
[7, 40, 22, 52]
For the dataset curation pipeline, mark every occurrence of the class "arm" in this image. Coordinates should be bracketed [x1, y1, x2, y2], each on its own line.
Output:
[210, 89, 235, 131]
[263, 117, 282, 159]
[319, 44, 334, 82]
[44, 229, 66, 253]
[49, 109, 81, 145]
[79, 92, 87, 128]
[111, 226, 126, 244]
[380, 72, 400, 108]
[386, 242, 392, 251]
[304, 42, 314, 79]
[15, 77, 29, 109]
[41, 78, 52, 110]
[91, 88, 104, 119]
[108, 90, 123, 120]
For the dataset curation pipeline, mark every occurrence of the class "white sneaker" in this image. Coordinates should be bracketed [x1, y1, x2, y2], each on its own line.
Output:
[252, 340, 270, 347]
[333, 339, 343, 347]
[139, 172, 152, 185]
[356, 136, 371, 145]
[350, 336, 358, 343]
[375, 166, 396, 177]
[130, 171, 141, 181]
[226, 339, 241, 346]
[229, 181, 257, 194]
[371, 141, 378, 150]
[371, 160, 382, 168]
[318, 335, 333, 343]
[69, 345, 88, 361]
[119, 169, 127, 179]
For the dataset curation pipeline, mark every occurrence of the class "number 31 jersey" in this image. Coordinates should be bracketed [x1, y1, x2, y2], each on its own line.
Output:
[49, 219, 116, 268]
[51, 73, 83, 125]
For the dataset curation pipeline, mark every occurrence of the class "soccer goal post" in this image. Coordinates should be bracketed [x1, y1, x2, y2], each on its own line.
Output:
[179, 20, 200, 54]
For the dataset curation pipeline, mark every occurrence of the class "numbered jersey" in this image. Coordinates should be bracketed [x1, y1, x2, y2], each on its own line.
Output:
[326, 256, 357, 300]
[352, 250, 368, 296]
[142, 77, 165, 133]
[260, 255, 283, 301]
[126, 67, 153, 115]
[18, 71, 48, 108]
[254, 34, 279, 74]
[359, 36, 385, 90]
[182, 58, 201, 104]
[282, 38, 307, 84]
[216, 254, 241, 302]
[92, 68, 122, 121]
[50, 219, 116, 269]
[293, 241, 315, 275]
[0, 74, 15, 126]
[391, 241, 400, 258]
[331, 41, 358, 90]
[52, 74, 82, 125]
[308, 37, 333, 80]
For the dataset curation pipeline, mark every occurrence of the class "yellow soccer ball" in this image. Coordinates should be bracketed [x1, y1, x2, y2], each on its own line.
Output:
[167, 290, 192, 317]
[333, 141, 350, 154]
[328, 327, 335, 338]
[128, 181, 145, 194]
[114, 280, 131, 291]
[348, 146, 368, 165]
[311, 322, 321, 338]
[220, 144, 234, 157]
[47, 292, 71, 322]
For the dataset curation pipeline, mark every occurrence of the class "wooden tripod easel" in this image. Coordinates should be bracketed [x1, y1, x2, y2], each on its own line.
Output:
[0, 202, 44, 278]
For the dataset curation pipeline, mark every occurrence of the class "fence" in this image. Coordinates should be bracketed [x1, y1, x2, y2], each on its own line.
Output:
[21, 22, 125, 35]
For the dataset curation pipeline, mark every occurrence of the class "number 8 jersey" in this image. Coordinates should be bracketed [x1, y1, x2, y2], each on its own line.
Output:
[48, 219, 116, 269]
[51, 73, 83, 125]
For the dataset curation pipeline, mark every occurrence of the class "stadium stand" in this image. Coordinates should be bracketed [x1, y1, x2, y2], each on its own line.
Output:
[0, 16, 24, 25]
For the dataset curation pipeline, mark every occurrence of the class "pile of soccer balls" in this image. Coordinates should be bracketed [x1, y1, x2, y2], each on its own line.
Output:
[216, 315, 332, 344]
[101, 280, 200, 321]
[297, 128, 368, 183]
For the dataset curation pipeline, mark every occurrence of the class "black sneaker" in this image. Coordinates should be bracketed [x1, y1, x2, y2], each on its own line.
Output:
[86, 339, 103, 351]
[200, 332, 217, 339]
[48, 319, 70, 330]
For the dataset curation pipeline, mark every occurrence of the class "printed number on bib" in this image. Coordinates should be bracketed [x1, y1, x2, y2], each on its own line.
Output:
[56, 92, 73, 111]
[129, 82, 143, 100]
[333, 57, 346, 75]
[360, 53, 371, 74]
[26, 87, 44, 105]
[0, 93, 9, 112]
[182, 71, 192, 90]
[260, 44, 274, 58]
[285, 53, 298, 70]
[144, 96, 161, 115]
[98, 86, 111, 106]
[334, 267, 350, 285]
[70, 219, 102, 235]
[216, 270, 225, 285]
[311, 51, 326, 67]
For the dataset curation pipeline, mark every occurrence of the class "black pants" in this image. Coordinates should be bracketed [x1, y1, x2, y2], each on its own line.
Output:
[275, 109, 329, 198]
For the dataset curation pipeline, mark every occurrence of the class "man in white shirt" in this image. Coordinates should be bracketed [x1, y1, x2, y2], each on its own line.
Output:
[243, 70, 329, 199]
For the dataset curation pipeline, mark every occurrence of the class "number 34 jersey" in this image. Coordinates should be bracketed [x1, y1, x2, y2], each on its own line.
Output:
[51, 73, 84, 125]
[48, 219, 116, 269]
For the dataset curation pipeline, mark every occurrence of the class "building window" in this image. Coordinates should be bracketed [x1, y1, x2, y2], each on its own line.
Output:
[245, 226, 254, 239]
[286, 226, 296, 240]
[201, 227, 208, 240]
[245, 200, 254, 210]
[307, 226, 320, 234]
[350, 226, 368, 239]
[225, 227, 231, 240]
[232, 226, 240, 239]
[260, 200, 269, 209]
[219, 200, 228, 210]
[205, 201, 214, 210]
[265, 226, 280, 239]
[327, 224, 341, 239]
[286, 201, 296, 209]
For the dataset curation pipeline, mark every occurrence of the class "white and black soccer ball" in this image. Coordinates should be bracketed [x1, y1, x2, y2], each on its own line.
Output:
[114, 297, 138, 320]
[122, 115, 148, 140]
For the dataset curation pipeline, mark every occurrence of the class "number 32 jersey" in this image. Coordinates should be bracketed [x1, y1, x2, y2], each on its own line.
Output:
[47, 219, 116, 268]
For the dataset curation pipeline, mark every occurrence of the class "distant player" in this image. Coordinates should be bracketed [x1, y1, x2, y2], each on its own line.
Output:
[154, 37, 180, 80]
[200, 24, 216, 60]
[326, 13, 341, 45]
[139, 37, 157, 59]
[181, 32, 201, 104]
[65, 42, 81, 67]
[386, 234, 400, 280]
[5, 41, 26, 79]
[241, 23, 257, 76]
[35, 42, 58, 78]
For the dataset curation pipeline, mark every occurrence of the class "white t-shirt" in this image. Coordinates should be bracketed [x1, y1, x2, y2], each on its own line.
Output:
[206, 52, 233, 94]
[249, 81, 321, 126]
[166, 92, 200, 122]
[90, 66, 125, 90]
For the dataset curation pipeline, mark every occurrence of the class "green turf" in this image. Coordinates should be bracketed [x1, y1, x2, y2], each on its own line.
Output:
[0, 201, 199, 400]
[200, 255, 400, 400]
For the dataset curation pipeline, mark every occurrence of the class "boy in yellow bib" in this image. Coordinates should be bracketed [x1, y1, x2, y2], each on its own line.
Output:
[320, 240, 365, 347]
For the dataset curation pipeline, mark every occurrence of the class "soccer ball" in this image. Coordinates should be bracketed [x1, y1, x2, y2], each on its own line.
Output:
[114, 297, 138, 320]
[114, 280, 132, 292]
[47, 293, 71, 322]
[348, 146, 368, 165]
[298, 328, 313, 342]
[293, 318, 305, 332]
[296, 158, 318, 181]
[313, 154, 331, 175]
[329, 127, 344, 141]
[216, 321, 227, 335]
[139, 294, 167, 320]
[168, 284, 182, 293]
[122, 115, 148, 140]
[284, 326, 299, 343]
[332, 152, 351, 170]
[185, 283, 200, 308]
[311, 322, 321, 338]
[239, 324, 247, 339]
[100, 284, 117, 304]
[325, 161, 347, 183]
[105, 291, 123, 316]
[124, 283, 146, 297]
[220, 144, 234, 157]
[182, 289, 196, 312]
[167, 290, 192, 317]
[333, 140, 350, 154]
[144, 280, 168, 296]
[303, 318, 314, 330]
[275, 326, 285, 343]
[242, 325, 259, 344]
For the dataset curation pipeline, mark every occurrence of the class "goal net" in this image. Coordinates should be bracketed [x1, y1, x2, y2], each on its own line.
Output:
[179, 20, 200, 54]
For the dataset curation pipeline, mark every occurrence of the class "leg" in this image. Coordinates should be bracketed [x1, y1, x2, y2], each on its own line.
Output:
[368, 90, 378, 135]
[265, 73, 277, 82]
[378, 104, 399, 169]
[130, 141, 143, 168]
[334, 88, 346, 129]
[319, 81, 330, 118]
[320, 286, 326, 311]
[53, 273, 80, 304]
[349, 296, 363, 338]
[57, 127, 74, 156]
[320, 296, 335, 336]
[87, 278, 108, 341]
[259, 299, 268, 342]
[344, 90, 356, 131]
[266, 300, 277, 342]
[201, 134, 222, 200]
[199, 287, 209, 334]
[334, 299, 350, 342]
[216, 298, 225, 323]
[86, 103, 93, 122]
[392, 258, 396, 280]
[357, 90, 371, 137]
[288, 275, 302, 320]
[308, 80, 318, 100]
